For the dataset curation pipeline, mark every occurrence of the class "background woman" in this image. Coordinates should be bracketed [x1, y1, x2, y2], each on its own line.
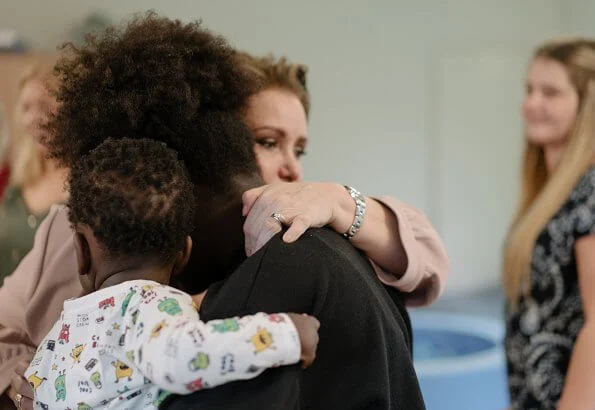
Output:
[0, 64, 68, 285]
[504, 38, 595, 409]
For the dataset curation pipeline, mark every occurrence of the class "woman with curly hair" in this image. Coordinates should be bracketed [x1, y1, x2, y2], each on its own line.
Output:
[0, 13, 427, 410]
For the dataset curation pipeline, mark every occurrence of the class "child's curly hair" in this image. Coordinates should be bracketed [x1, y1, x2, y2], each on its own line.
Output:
[68, 138, 194, 262]
[48, 11, 258, 190]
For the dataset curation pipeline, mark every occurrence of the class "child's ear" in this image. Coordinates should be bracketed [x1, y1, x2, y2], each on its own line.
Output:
[172, 236, 192, 276]
[73, 232, 92, 276]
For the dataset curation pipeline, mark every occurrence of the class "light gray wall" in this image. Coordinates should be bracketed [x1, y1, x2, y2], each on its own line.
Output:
[2, 0, 590, 297]
[561, 0, 595, 37]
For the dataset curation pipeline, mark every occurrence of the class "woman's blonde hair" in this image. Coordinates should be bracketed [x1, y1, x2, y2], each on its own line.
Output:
[503, 38, 595, 307]
[235, 52, 311, 117]
[10, 63, 57, 187]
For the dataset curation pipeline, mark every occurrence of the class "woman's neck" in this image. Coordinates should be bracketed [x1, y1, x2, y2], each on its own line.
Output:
[23, 155, 66, 185]
[544, 143, 567, 175]
[21, 159, 69, 214]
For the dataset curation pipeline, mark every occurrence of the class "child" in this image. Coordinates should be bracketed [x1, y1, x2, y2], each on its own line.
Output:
[25, 138, 319, 409]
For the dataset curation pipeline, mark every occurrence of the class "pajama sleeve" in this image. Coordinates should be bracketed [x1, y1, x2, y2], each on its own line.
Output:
[123, 285, 301, 395]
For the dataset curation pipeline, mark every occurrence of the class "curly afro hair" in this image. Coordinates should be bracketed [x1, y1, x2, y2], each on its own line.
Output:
[48, 11, 258, 191]
[68, 137, 195, 262]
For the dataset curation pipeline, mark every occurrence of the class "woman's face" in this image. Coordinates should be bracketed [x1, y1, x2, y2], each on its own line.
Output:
[244, 88, 308, 183]
[522, 57, 579, 147]
[18, 78, 57, 146]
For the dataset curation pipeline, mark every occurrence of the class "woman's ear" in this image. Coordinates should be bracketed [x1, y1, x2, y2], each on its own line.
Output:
[73, 232, 91, 276]
[172, 236, 193, 276]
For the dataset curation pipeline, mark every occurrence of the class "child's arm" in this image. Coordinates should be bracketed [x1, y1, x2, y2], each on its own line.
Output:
[124, 284, 304, 394]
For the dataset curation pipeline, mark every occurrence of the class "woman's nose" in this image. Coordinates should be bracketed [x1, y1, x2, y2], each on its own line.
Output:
[278, 152, 303, 182]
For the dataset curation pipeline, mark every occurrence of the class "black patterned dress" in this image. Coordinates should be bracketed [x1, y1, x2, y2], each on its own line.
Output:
[505, 167, 595, 409]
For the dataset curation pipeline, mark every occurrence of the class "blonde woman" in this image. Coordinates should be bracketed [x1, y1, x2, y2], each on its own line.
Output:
[236, 52, 449, 307]
[0, 65, 68, 285]
[504, 38, 595, 409]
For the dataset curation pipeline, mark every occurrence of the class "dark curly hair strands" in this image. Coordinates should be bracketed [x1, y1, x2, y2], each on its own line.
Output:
[48, 11, 259, 191]
[68, 138, 195, 263]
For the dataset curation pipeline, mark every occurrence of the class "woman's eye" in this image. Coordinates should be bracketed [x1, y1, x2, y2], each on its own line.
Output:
[255, 138, 277, 149]
[542, 88, 559, 98]
[295, 148, 307, 158]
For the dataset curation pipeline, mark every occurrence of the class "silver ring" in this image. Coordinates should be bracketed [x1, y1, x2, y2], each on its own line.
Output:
[271, 212, 284, 225]
[14, 393, 23, 410]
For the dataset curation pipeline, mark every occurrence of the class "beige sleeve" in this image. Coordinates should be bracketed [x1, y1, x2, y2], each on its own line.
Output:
[0, 205, 80, 393]
[371, 196, 450, 307]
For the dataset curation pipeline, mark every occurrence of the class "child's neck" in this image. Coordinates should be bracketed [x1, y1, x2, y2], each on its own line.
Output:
[96, 261, 171, 291]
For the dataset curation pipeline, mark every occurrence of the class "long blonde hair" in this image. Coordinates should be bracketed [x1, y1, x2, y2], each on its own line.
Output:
[10, 63, 57, 187]
[503, 38, 595, 307]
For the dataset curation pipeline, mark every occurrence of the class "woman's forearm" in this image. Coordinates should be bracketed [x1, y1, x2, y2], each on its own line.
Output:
[330, 186, 407, 277]
[242, 181, 448, 305]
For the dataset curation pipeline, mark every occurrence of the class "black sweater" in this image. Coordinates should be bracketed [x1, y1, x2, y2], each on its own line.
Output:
[164, 228, 425, 410]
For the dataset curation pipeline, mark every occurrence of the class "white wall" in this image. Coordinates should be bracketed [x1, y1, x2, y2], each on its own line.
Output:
[561, 0, 595, 37]
[0, 0, 575, 297]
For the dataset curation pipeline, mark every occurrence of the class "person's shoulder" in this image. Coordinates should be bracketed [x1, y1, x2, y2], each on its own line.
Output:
[262, 227, 340, 253]
[578, 166, 595, 189]
[109, 280, 194, 320]
[39, 204, 73, 253]
[125, 281, 193, 304]
[34, 203, 70, 234]
[570, 167, 595, 205]
[48, 203, 69, 225]
[259, 227, 369, 271]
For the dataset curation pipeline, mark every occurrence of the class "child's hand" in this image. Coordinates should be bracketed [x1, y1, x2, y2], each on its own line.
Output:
[287, 313, 320, 369]
[191, 290, 208, 310]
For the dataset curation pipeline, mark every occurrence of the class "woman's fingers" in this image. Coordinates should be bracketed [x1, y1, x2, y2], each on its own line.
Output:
[241, 185, 268, 216]
[282, 215, 311, 243]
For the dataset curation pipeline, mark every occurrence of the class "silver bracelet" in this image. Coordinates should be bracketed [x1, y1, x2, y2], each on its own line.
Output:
[343, 185, 366, 239]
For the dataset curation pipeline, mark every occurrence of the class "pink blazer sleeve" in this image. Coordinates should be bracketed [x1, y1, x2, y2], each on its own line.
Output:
[372, 196, 450, 307]
[0, 205, 81, 393]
